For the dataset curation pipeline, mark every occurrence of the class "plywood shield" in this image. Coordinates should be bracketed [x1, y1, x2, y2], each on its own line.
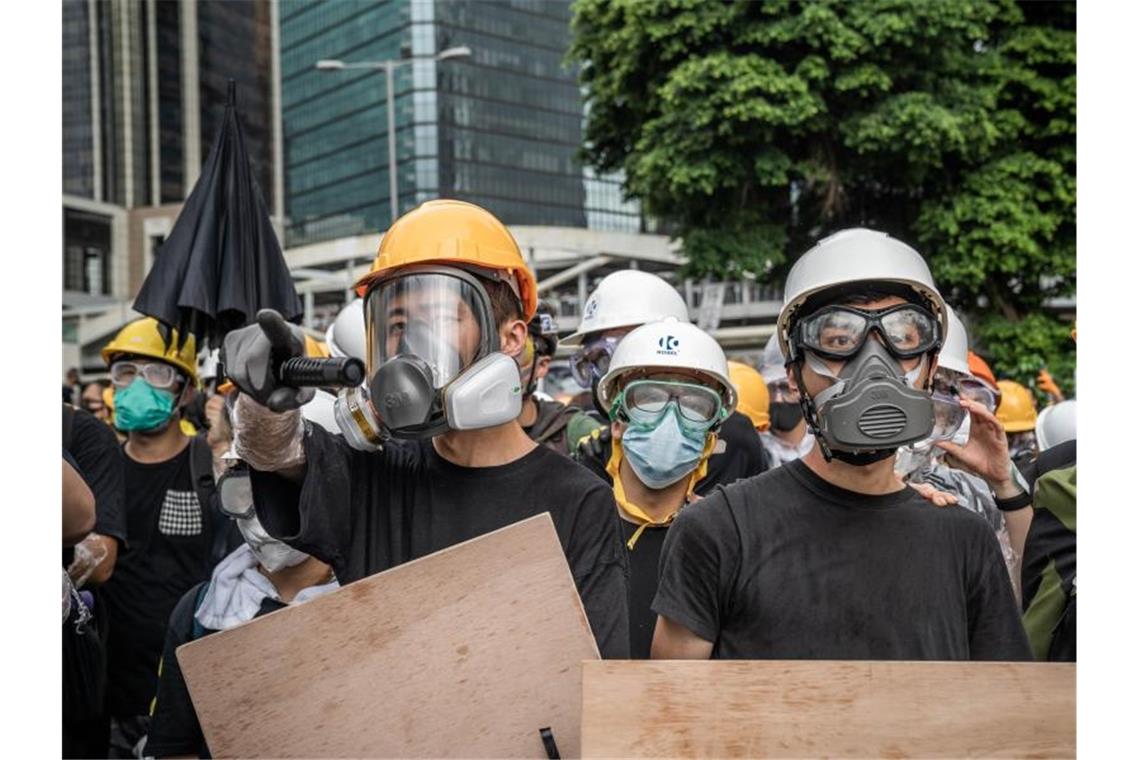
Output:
[581, 660, 1075, 758]
[178, 513, 599, 758]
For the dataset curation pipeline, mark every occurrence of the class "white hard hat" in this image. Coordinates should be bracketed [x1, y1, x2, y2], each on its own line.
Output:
[326, 299, 365, 361]
[776, 228, 948, 360]
[562, 270, 690, 346]
[301, 389, 339, 433]
[596, 317, 737, 416]
[759, 333, 787, 384]
[1035, 400, 1076, 450]
[938, 308, 970, 376]
[198, 349, 220, 383]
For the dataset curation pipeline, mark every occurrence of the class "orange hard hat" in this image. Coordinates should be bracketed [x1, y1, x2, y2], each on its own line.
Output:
[967, 351, 997, 389]
[354, 199, 537, 320]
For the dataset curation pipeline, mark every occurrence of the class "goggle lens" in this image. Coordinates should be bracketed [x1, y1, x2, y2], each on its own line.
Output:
[798, 304, 940, 359]
[110, 361, 179, 390]
[619, 380, 722, 427]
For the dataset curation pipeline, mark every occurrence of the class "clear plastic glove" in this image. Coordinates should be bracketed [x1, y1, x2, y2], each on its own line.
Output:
[67, 534, 109, 589]
[221, 309, 315, 412]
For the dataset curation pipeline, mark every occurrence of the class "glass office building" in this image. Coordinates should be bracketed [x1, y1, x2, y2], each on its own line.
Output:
[280, 0, 641, 248]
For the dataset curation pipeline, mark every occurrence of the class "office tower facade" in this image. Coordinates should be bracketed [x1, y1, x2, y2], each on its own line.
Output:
[279, 0, 641, 249]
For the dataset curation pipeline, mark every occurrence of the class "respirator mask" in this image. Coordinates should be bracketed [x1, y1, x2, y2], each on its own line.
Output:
[357, 265, 523, 440]
[217, 459, 309, 572]
[790, 302, 942, 465]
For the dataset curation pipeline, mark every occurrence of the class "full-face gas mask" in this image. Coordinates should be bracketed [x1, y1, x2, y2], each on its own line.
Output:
[354, 265, 523, 440]
[789, 301, 942, 464]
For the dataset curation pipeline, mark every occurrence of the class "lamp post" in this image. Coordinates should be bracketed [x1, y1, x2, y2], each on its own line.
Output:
[315, 46, 472, 225]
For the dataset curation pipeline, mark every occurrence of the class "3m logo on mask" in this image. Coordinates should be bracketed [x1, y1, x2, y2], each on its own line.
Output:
[657, 335, 679, 355]
[383, 391, 412, 410]
[583, 298, 599, 321]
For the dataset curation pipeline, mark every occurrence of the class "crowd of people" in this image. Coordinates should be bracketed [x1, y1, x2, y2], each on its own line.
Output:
[62, 199, 1076, 758]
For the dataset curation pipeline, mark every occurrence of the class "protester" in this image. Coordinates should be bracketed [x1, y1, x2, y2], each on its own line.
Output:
[726, 360, 768, 434]
[757, 333, 814, 466]
[62, 452, 103, 760]
[650, 228, 1031, 661]
[98, 318, 237, 757]
[64, 367, 83, 406]
[588, 319, 738, 658]
[146, 395, 340, 759]
[80, 380, 111, 422]
[518, 300, 602, 453]
[995, 380, 1039, 472]
[63, 454, 96, 546]
[222, 199, 631, 658]
[894, 308, 1026, 596]
[570, 270, 768, 490]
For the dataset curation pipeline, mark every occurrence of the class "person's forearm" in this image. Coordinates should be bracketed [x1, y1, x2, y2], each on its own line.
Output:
[62, 460, 96, 546]
[1004, 506, 1033, 567]
[232, 394, 307, 482]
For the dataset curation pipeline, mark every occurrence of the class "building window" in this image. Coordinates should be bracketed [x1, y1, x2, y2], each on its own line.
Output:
[63, 208, 112, 295]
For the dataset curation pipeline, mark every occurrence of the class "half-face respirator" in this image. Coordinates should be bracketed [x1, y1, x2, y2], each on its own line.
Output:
[788, 302, 942, 464]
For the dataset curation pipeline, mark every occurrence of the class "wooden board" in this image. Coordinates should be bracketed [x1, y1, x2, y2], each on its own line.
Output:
[581, 660, 1075, 758]
[178, 513, 599, 758]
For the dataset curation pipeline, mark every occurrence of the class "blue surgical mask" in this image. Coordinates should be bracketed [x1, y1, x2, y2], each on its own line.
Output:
[113, 378, 177, 432]
[620, 403, 710, 490]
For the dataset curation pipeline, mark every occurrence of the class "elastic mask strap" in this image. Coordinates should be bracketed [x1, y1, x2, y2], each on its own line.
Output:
[790, 356, 832, 462]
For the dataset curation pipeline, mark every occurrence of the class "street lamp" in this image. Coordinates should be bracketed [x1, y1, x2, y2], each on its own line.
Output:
[314, 46, 472, 224]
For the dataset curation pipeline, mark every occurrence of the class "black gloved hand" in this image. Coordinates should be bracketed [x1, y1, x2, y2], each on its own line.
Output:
[221, 309, 315, 412]
[573, 426, 612, 464]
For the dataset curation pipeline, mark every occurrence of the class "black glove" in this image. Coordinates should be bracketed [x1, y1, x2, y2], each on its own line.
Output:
[221, 309, 315, 412]
[573, 426, 612, 464]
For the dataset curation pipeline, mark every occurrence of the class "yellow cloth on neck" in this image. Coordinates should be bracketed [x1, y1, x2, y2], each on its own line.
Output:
[606, 433, 716, 550]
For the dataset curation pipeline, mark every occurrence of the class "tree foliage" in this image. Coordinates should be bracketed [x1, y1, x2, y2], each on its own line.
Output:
[569, 0, 1075, 392]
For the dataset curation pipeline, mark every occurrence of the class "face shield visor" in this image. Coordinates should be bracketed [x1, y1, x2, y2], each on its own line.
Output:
[364, 268, 497, 390]
[361, 265, 522, 439]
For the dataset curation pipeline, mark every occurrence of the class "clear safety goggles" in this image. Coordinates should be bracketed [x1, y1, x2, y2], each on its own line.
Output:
[109, 360, 182, 390]
[613, 379, 724, 430]
[364, 269, 497, 390]
[956, 376, 998, 414]
[570, 335, 620, 388]
[795, 303, 941, 361]
[766, 379, 801, 404]
[216, 462, 255, 520]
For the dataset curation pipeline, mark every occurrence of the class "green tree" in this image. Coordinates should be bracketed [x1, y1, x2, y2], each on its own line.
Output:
[570, 0, 1076, 396]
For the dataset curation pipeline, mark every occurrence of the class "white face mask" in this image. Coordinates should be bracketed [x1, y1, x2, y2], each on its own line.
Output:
[236, 514, 309, 573]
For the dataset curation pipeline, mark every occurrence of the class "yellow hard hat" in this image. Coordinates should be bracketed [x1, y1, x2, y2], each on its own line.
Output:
[727, 360, 769, 432]
[995, 380, 1037, 433]
[102, 318, 199, 385]
[304, 334, 330, 358]
[354, 199, 538, 320]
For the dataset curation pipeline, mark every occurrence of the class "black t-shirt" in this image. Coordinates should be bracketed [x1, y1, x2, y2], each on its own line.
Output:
[653, 459, 1032, 660]
[575, 411, 769, 495]
[63, 406, 127, 565]
[147, 582, 286, 759]
[619, 521, 669, 659]
[101, 444, 217, 717]
[251, 426, 631, 658]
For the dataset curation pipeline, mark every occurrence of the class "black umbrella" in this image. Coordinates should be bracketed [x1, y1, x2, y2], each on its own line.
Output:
[133, 80, 301, 351]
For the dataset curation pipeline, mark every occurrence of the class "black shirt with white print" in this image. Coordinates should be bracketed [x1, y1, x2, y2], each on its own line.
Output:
[101, 442, 216, 718]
